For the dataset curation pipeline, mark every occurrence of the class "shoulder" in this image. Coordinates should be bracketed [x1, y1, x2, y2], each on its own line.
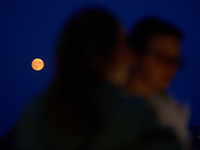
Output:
[3, 91, 52, 150]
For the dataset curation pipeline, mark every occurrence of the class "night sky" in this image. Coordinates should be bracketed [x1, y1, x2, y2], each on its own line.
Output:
[1, 0, 200, 137]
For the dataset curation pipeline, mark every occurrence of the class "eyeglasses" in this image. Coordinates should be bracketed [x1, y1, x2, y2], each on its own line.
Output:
[147, 49, 186, 69]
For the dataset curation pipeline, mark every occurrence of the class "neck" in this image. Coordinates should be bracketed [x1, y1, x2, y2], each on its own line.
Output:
[103, 62, 128, 90]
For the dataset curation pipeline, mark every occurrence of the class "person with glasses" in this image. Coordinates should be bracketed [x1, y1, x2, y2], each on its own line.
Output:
[126, 17, 190, 150]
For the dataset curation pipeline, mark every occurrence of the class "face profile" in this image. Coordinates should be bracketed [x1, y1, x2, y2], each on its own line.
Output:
[139, 33, 181, 91]
[127, 17, 183, 96]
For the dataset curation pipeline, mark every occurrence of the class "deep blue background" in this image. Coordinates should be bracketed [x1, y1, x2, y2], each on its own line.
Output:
[1, 0, 200, 137]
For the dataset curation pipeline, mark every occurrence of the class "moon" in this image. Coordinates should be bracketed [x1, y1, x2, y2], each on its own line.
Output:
[31, 58, 44, 71]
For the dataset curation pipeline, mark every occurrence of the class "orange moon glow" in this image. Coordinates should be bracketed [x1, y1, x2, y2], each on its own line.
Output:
[31, 58, 44, 71]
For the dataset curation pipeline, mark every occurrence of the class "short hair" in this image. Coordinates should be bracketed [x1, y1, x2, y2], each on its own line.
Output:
[128, 17, 182, 55]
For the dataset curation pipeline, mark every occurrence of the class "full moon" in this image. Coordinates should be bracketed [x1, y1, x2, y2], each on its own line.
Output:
[31, 58, 44, 71]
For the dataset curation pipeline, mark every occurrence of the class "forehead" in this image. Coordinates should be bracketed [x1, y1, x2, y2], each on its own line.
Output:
[147, 33, 181, 56]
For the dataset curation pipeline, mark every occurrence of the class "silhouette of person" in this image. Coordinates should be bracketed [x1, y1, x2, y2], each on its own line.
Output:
[1, 9, 183, 150]
[126, 17, 190, 150]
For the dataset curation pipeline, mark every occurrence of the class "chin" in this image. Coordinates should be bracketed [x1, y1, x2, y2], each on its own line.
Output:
[161, 85, 170, 91]
[156, 83, 169, 92]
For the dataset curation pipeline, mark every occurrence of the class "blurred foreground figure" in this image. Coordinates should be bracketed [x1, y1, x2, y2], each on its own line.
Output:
[127, 17, 190, 149]
[2, 9, 182, 150]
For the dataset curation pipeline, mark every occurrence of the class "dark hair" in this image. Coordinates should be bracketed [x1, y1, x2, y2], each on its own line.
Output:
[54, 7, 120, 99]
[50, 8, 120, 132]
[128, 17, 182, 55]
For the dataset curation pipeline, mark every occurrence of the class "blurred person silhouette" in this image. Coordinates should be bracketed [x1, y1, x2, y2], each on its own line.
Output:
[1, 8, 183, 150]
[126, 17, 190, 149]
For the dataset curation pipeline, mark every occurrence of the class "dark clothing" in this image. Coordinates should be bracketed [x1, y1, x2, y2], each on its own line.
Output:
[1, 83, 182, 150]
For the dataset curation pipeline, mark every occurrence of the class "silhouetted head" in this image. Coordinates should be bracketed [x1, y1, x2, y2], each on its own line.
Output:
[128, 17, 183, 92]
[128, 17, 182, 56]
[56, 8, 119, 81]
[53, 7, 131, 101]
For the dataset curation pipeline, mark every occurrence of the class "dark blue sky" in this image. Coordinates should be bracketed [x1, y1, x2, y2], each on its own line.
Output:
[1, 0, 200, 137]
